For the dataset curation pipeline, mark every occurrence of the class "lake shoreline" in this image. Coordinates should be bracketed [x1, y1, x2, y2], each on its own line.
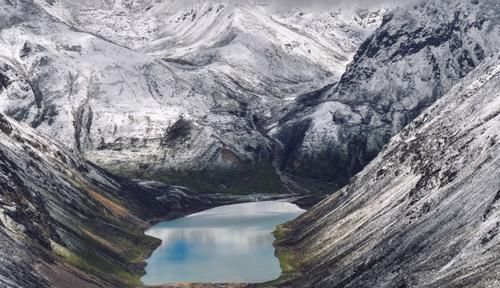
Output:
[141, 200, 305, 288]
[148, 284, 250, 288]
[143, 192, 322, 226]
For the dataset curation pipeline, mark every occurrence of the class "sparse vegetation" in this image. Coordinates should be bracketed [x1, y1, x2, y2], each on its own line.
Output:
[113, 161, 283, 196]
[52, 242, 142, 287]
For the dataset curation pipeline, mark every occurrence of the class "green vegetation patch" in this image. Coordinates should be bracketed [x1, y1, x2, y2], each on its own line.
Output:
[113, 161, 283, 195]
[52, 242, 142, 287]
[258, 225, 304, 288]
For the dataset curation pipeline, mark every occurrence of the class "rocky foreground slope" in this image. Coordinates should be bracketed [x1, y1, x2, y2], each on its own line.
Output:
[0, 112, 225, 287]
[274, 52, 500, 288]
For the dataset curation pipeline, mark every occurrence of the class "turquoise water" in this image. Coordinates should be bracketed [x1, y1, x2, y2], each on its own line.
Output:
[142, 201, 304, 285]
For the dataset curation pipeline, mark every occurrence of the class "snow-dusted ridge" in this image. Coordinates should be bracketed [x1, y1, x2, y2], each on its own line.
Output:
[275, 50, 500, 288]
[0, 0, 387, 192]
[274, 0, 500, 185]
[0, 0, 499, 287]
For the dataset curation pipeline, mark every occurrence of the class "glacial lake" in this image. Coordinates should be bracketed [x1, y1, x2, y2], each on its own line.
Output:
[142, 201, 305, 285]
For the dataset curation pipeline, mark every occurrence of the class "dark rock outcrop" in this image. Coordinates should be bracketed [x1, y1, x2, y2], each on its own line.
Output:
[275, 0, 500, 187]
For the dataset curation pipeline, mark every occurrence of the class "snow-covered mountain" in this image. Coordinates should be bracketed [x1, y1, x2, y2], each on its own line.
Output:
[275, 51, 500, 288]
[0, 0, 386, 193]
[274, 0, 500, 185]
[0, 0, 499, 287]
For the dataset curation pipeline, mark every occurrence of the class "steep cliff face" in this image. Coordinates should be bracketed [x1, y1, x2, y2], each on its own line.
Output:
[0, 112, 217, 287]
[275, 0, 500, 186]
[0, 0, 385, 193]
[275, 52, 500, 288]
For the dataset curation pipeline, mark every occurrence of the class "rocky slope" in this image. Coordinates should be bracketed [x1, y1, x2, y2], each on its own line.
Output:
[274, 52, 500, 288]
[274, 0, 500, 186]
[0, 0, 385, 194]
[0, 112, 228, 287]
[0, 1, 498, 287]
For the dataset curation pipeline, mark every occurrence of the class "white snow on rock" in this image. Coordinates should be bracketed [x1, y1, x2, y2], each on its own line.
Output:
[273, 0, 500, 184]
[0, 0, 387, 179]
[277, 51, 500, 288]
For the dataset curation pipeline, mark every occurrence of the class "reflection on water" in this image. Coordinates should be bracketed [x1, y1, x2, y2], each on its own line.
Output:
[142, 201, 304, 285]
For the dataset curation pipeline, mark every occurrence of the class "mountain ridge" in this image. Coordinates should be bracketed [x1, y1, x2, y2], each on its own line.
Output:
[0, 0, 387, 194]
[0, 109, 247, 287]
[274, 51, 500, 288]
[273, 0, 500, 185]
